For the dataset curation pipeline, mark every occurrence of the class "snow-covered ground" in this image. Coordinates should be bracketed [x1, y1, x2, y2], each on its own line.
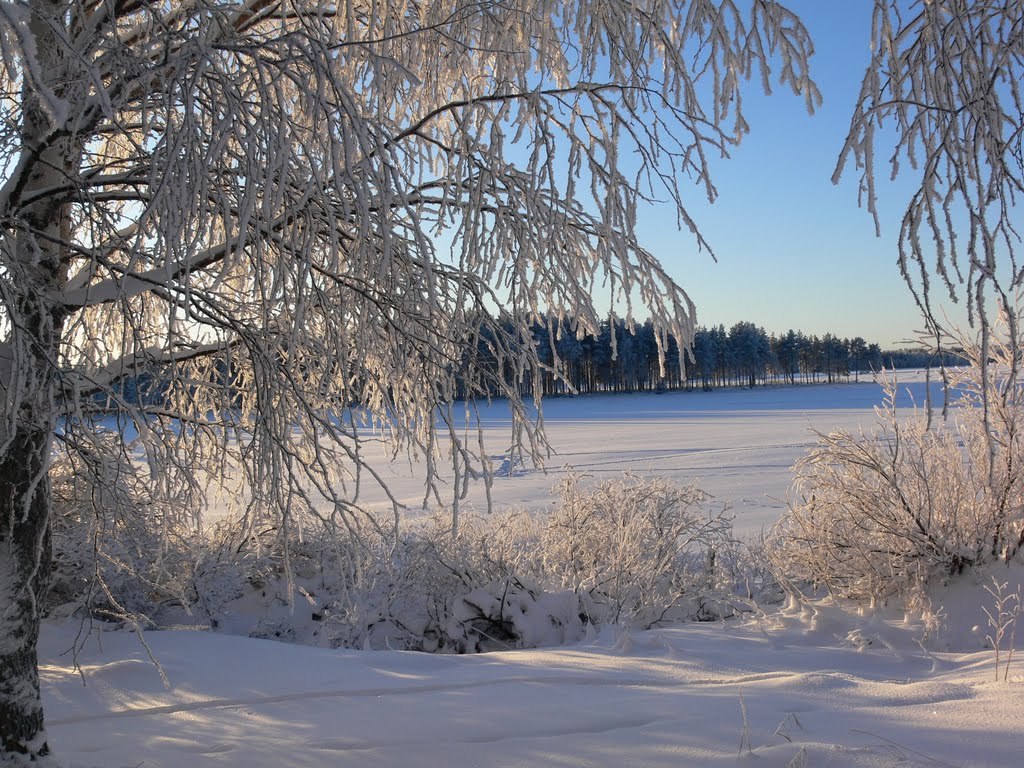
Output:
[43, 608, 1022, 768]
[44, 373, 1024, 767]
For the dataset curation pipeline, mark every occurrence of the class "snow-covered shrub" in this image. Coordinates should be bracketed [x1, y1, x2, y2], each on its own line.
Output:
[409, 512, 532, 650]
[48, 434, 200, 624]
[312, 475, 737, 652]
[441, 579, 586, 652]
[538, 474, 735, 626]
[199, 515, 411, 648]
[46, 467, 745, 652]
[709, 534, 787, 611]
[768, 327, 1024, 608]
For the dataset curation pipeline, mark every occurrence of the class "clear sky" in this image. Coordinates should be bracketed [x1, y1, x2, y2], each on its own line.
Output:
[636, 1, 965, 348]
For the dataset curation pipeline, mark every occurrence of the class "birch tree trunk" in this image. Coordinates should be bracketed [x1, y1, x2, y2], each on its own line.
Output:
[0, 407, 56, 760]
[0, 1, 74, 757]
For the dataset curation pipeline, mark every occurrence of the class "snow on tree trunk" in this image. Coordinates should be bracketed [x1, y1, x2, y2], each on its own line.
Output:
[0, 424, 54, 760]
[0, 1, 75, 758]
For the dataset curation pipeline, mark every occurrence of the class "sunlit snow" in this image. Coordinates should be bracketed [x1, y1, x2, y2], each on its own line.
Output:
[347, 373, 948, 537]
[43, 373, 1022, 767]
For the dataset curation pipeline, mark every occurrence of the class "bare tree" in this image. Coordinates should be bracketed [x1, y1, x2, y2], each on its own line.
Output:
[0, 0, 816, 760]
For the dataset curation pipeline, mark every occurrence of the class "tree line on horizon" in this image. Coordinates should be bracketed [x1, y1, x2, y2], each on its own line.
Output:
[471, 317, 967, 398]
[107, 316, 965, 408]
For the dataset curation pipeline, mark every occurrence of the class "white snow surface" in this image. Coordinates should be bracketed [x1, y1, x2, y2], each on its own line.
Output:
[43, 610, 1022, 767]
[350, 374, 948, 537]
[43, 373, 1024, 766]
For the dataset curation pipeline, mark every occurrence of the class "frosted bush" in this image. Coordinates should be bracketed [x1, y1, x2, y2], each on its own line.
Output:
[48, 438, 199, 624]
[417, 474, 739, 650]
[769, 325, 1024, 608]
[47, 471, 749, 653]
[539, 474, 734, 626]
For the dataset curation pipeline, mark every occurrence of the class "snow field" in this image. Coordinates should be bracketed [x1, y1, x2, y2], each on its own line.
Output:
[43, 372, 1024, 767]
[43, 608, 1021, 767]
[347, 375, 947, 539]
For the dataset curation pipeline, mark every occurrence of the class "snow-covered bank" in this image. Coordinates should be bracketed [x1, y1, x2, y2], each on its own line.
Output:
[43, 612, 1019, 768]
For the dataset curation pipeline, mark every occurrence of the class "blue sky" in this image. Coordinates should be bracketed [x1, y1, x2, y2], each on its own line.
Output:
[635, 1, 965, 347]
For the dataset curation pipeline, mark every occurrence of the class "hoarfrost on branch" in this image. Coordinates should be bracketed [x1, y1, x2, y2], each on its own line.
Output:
[0, 2, 815, 760]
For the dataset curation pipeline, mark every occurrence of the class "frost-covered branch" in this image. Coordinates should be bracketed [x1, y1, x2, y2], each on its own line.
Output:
[836, 0, 1024, 351]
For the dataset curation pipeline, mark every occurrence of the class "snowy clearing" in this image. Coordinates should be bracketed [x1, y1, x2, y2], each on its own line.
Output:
[43, 373, 1024, 767]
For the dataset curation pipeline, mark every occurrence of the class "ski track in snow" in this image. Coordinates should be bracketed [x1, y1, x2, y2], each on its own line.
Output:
[539, 441, 818, 469]
[308, 715, 665, 751]
[48, 674, 669, 725]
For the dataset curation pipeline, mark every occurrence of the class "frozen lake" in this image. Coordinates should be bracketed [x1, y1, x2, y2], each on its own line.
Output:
[355, 371, 947, 537]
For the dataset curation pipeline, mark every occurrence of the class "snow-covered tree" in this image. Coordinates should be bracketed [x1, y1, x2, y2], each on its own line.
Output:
[0, 0, 818, 759]
[836, 0, 1024, 352]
